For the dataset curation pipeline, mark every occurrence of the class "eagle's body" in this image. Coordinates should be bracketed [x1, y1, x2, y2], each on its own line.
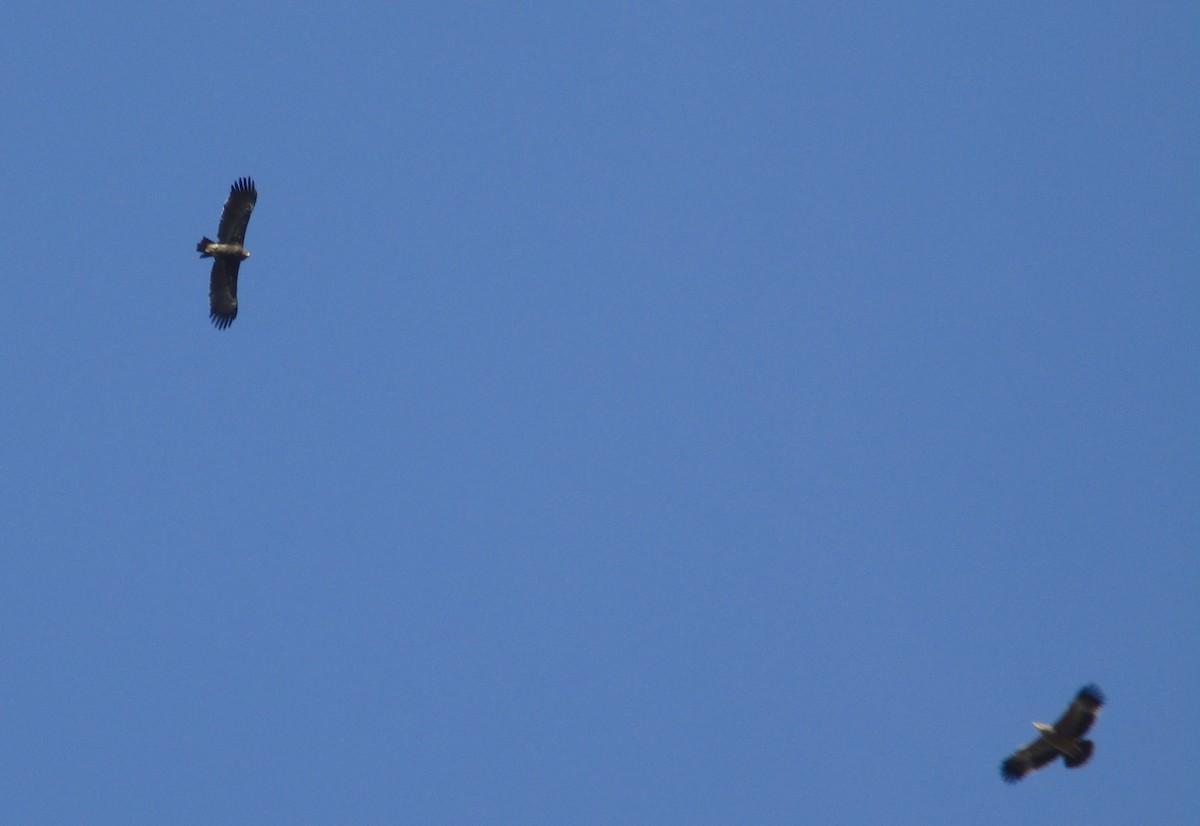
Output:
[197, 177, 257, 329]
[1001, 684, 1104, 782]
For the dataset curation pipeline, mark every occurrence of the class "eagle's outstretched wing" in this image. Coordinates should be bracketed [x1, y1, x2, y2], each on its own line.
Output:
[217, 177, 257, 244]
[1001, 738, 1060, 783]
[209, 257, 239, 329]
[1053, 684, 1104, 738]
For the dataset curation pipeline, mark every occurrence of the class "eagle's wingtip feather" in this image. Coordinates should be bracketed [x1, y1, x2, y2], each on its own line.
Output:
[1078, 684, 1104, 707]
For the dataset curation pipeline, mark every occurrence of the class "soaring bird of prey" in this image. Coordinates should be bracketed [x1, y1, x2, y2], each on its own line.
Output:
[197, 177, 257, 329]
[1001, 684, 1104, 782]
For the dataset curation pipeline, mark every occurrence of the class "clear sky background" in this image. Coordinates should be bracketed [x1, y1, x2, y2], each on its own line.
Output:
[1, 3, 1196, 824]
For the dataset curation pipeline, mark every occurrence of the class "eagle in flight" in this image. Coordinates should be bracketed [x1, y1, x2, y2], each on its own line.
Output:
[1001, 684, 1104, 782]
[197, 177, 257, 329]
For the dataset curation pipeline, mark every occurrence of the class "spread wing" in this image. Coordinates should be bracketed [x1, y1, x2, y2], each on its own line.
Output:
[209, 257, 240, 329]
[217, 177, 257, 245]
[1054, 684, 1104, 738]
[1000, 738, 1060, 783]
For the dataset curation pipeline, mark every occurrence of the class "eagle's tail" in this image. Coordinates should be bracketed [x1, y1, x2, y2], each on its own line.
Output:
[1063, 740, 1094, 768]
[197, 237, 214, 258]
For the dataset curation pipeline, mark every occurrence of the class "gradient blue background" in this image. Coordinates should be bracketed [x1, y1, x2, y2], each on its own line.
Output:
[2, 3, 1196, 823]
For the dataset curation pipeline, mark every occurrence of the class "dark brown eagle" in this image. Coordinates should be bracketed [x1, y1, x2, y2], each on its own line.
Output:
[1001, 684, 1104, 782]
[197, 177, 257, 329]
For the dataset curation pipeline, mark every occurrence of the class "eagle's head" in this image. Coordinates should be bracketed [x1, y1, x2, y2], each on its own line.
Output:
[1032, 722, 1054, 734]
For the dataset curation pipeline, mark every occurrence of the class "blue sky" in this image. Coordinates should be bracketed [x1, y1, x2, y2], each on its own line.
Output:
[1, 2, 1196, 823]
